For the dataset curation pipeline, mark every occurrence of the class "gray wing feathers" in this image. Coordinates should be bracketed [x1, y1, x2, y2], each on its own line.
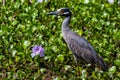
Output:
[64, 31, 108, 71]
[66, 35, 99, 64]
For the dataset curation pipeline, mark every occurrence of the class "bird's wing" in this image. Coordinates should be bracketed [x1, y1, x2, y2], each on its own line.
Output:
[67, 35, 98, 64]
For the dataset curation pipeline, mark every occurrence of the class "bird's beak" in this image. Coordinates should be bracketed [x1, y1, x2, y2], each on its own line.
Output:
[47, 11, 59, 15]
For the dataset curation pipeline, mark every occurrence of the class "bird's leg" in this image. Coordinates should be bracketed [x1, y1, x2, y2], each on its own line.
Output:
[73, 56, 81, 76]
[73, 56, 78, 65]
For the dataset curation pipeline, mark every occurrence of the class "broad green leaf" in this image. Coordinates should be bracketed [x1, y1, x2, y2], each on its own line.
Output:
[57, 54, 64, 63]
[23, 40, 31, 49]
[114, 60, 120, 66]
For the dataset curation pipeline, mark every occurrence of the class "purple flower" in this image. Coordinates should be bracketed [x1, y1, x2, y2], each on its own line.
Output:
[31, 45, 45, 58]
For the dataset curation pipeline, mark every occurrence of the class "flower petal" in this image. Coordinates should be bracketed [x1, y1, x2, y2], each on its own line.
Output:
[40, 47, 45, 54]
[40, 52, 44, 57]
[31, 53, 36, 58]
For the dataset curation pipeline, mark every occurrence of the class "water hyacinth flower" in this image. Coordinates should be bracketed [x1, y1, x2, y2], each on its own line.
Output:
[31, 45, 45, 58]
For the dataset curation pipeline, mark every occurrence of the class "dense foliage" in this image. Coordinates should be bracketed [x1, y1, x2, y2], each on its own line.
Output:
[0, 0, 120, 79]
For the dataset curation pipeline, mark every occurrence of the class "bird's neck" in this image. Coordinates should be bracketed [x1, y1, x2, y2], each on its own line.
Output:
[62, 16, 71, 33]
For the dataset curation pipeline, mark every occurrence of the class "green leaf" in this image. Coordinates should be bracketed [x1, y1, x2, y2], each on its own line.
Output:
[108, 66, 116, 74]
[0, 55, 4, 60]
[18, 52, 25, 58]
[57, 54, 64, 63]
[114, 60, 120, 66]
[40, 68, 46, 74]
[23, 40, 31, 49]
[15, 56, 21, 62]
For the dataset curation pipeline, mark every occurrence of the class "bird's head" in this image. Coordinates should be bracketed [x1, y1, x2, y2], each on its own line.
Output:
[48, 8, 72, 17]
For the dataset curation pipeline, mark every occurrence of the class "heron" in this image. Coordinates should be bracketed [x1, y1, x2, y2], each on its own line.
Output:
[48, 8, 108, 71]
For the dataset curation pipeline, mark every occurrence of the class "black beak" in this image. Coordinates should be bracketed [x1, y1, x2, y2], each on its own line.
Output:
[47, 11, 58, 15]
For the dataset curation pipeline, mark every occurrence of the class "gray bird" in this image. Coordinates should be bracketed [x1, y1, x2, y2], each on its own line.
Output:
[48, 8, 108, 71]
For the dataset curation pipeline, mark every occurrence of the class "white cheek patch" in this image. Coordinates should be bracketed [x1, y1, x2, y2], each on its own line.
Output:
[63, 12, 69, 15]
[57, 9, 61, 12]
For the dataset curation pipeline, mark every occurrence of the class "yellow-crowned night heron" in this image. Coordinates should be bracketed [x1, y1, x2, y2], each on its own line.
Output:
[48, 8, 108, 71]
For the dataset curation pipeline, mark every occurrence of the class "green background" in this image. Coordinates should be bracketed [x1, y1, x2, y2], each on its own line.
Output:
[0, 0, 120, 79]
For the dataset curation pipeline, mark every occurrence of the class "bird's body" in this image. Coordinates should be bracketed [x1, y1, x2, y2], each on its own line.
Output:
[48, 8, 108, 71]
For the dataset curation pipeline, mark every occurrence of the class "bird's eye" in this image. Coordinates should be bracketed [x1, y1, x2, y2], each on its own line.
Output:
[60, 9, 64, 15]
